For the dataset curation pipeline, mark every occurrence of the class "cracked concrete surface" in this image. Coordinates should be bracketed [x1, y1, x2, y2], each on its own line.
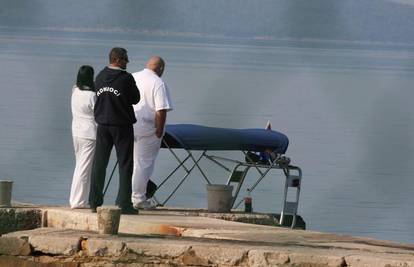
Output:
[0, 206, 413, 266]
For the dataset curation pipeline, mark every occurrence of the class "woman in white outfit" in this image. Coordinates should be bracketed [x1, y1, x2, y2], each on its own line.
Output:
[69, 65, 97, 208]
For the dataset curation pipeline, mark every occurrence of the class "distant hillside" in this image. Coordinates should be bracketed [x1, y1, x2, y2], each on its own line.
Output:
[1, 0, 414, 44]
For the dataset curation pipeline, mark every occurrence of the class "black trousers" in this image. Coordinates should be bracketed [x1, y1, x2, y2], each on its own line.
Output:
[89, 124, 134, 209]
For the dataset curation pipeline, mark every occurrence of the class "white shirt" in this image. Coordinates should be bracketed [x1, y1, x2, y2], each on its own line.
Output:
[71, 86, 97, 140]
[132, 68, 173, 137]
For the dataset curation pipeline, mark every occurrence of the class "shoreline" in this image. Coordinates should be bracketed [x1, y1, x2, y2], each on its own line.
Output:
[2, 26, 414, 52]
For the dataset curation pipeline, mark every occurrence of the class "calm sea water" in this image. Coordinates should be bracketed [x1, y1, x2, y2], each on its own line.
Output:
[1, 28, 413, 244]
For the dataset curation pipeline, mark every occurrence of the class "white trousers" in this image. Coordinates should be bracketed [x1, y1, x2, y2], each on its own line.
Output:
[69, 137, 95, 208]
[131, 134, 162, 204]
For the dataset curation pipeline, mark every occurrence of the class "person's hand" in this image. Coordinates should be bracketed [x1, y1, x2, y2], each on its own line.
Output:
[155, 110, 167, 139]
[155, 129, 163, 139]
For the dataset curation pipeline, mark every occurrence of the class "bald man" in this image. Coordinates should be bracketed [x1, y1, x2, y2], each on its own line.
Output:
[131, 56, 173, 209]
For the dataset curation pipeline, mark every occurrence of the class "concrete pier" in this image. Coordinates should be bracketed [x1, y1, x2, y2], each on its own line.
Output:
[0, 205, 413, 266]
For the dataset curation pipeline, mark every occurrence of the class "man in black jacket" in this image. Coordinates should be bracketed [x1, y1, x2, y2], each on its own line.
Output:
[89, 47, 140, 214]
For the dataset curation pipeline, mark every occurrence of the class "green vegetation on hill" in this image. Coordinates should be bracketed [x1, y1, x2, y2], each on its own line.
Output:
[1, 0, 414, 44]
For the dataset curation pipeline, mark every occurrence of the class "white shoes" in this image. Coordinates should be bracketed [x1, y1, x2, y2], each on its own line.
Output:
[133, 199, 157, 210]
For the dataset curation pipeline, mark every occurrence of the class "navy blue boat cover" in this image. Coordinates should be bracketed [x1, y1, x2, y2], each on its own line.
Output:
[162, 124, 289, 154]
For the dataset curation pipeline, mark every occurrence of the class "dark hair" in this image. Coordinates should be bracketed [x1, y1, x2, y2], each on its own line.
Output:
[76, 65, 94, 91]
[109, 47, 128, 63]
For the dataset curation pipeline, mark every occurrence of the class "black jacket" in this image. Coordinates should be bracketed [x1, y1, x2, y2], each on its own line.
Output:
[94, 67, 140, 125]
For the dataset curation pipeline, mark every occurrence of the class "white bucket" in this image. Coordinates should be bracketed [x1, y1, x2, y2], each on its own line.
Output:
[0, 180, 13, 208]
[206, 184, 233, 213]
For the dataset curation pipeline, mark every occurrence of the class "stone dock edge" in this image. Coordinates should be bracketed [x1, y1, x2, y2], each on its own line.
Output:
[0, 205, 413, 266]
